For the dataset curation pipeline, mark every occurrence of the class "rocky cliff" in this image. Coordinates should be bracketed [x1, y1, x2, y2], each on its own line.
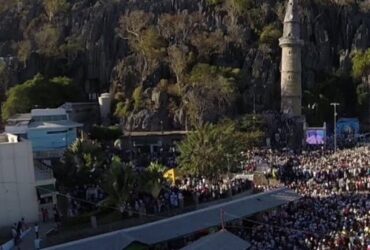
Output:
[0, 0, 369, 129]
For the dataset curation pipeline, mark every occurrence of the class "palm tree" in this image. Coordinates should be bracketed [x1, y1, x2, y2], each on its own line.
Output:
[139, 162, 167, 199]
[102, 157, 138, 207]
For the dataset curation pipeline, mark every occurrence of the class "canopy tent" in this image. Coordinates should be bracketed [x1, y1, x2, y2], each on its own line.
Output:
[44, 188, 300, 250]
[181, 230, 251, 250]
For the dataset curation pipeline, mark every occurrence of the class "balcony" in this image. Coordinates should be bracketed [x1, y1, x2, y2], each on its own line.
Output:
[33, 149, 65, 159]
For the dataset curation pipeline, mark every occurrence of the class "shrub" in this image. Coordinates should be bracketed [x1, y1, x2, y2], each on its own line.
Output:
[352, 49, 370, 79]
[259, 24, 282, 45]
[114, 101, 131, 118]
[132, 85, 143, 111]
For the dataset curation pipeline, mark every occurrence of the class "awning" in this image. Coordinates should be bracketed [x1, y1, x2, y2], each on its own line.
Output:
[44, 188, 300, 250]
[37, 184, 57, 197]
[181, 230, 251, 250]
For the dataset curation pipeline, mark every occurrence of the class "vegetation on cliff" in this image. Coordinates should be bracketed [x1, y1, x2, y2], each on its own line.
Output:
[2, 74, 80, 120]
[0, 0, 370, 127]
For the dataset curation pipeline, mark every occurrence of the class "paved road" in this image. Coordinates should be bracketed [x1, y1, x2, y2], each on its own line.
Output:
[18, 222, 54, 250]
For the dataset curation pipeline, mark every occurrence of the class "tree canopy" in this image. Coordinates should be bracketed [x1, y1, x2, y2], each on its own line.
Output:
[185, 64, 240, 126]
[2, 74, 81, 120]
[177, 122, 263, 180]
[352, 49, 370, 79]
[53, 138, 107, 188]
[43, 0, 70, 21]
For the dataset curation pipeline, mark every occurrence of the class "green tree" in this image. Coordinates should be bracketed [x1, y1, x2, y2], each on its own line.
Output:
[35, 24, 61, 57]
[259, 24, 282, 45]
[352, 49, 370, 111]
[139, 162, 167, 198]
[238, 114, 266, 132]
[190, 29, 226, 61]
[118, 11, 166, 83]
[102, 157, 138, 207]
[132, 85, 143, 111]
[17, 40, 32, 65]
[178, 122, 259, 180]
[167, 45, 195, 86]
[2, 74, 80, 120]
[59, 35, 85, 60]
[185, 64, 239, 126]
[43, 0, 70, 21]
[225, 0, 253, 15]
[352, 49, 370, 79]
[54, 139, 107, 188]
[158, 12, 203, 45]
[114, 100, 132, 118]
[103, 160, 167, 207]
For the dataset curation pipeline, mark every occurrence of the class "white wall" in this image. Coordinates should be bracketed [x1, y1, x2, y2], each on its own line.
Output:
[0, 140, 38, 228]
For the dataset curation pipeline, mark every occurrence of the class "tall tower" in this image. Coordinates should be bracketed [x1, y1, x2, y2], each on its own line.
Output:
[279, 0, 303, 116]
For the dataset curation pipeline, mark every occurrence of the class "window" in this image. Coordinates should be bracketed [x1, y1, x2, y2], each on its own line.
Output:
[47, 130, 68, 134]
[32, 115, 67, 122]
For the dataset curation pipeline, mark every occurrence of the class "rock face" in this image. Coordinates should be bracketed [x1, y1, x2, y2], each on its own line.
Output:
[0, 0, 369, 130]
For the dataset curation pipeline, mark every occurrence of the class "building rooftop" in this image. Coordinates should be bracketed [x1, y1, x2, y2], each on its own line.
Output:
[31, 108, 67, 117]
[60, 102, 98, 108]
[28, 120, 83, 130]
[7, 113, 32, 122]
[123, 130, 188, 137]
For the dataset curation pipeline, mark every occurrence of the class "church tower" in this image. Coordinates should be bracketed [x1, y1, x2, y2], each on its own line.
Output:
[279, 0, 303, 116]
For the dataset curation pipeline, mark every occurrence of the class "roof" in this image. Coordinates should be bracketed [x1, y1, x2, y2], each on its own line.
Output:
[28, 120, 83, 130]
[60, 102, 99, 109]
[43, 188, 300, 250]
[181, 230, 251, 250]
[123, 130, 188, 137]
[31, 108, 67, 116]
[7, 113, 32, 122]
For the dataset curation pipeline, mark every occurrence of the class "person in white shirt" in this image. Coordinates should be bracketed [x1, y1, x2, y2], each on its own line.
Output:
[34, 223, 39, 239]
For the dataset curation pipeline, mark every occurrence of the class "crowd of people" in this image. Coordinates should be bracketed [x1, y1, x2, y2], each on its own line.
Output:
[239, 147, 370, 250]
[66, 185, 105, 217]
[63, 175, 253, 220]
[58, 142, 370, 249]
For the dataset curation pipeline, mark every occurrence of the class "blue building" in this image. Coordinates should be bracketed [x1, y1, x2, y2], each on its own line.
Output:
[5, 109, 82, 216]
[5, 108, 82, 156]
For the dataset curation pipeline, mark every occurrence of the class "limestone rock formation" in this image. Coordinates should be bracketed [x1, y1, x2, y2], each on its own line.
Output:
[0, 0, 369, 129]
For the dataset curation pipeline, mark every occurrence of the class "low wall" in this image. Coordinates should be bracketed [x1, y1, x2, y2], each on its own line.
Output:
[0, 228, 31, 250]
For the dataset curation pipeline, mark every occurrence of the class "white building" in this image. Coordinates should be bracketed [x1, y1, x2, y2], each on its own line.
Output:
[0, 133, 39, 228]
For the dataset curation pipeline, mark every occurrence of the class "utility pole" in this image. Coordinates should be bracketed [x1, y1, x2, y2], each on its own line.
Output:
[330, 103, 340, 152]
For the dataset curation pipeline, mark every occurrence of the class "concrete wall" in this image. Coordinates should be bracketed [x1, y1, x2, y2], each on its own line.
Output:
[0, 140, 38, 228]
